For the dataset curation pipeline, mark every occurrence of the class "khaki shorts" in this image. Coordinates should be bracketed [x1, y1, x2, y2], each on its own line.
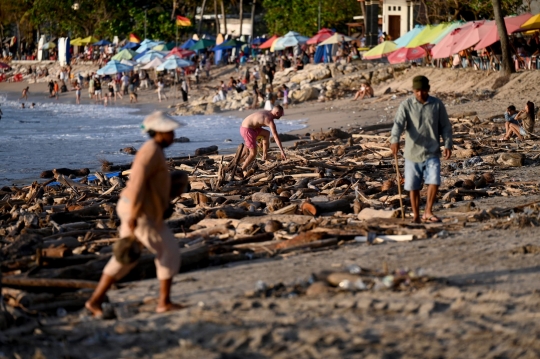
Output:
[103, 197, 180, 280]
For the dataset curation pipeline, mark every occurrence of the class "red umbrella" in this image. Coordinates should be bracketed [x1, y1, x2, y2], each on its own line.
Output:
[388, 46, 426, 64]
[0, 62, 10, 69]
[450, 21, 492, 54]
[259, 35, 279, 49]
[306, 28, 334, 45]
[166, 47, 195, 59]
[431, 22, 475, 59]
[474, 13, 533, 50]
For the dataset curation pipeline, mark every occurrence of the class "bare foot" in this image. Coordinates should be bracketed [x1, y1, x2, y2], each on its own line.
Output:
[411, 217, 421, 224]
[155, 302, 187, 313]
[85, 300, 103, 317]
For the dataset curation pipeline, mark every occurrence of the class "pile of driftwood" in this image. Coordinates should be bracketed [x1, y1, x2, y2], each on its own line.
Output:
[1, 115, 539, 326]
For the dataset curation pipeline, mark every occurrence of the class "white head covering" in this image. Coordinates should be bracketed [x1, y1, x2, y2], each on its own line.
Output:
[141, 111, 182, 133]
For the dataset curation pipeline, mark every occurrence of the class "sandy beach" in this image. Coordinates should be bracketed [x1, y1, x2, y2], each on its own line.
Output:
[3, 63, 540, 358]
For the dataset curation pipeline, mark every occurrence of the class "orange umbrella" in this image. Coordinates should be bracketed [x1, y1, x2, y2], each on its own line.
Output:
[259, 35, 279, 49]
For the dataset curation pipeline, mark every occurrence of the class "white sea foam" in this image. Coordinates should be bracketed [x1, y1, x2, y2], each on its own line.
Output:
[0, 99, 306, 185]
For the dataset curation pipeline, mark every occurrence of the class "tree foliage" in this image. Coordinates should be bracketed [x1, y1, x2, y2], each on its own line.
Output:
[262, 0, 361, 36]
[422, 0, 524, 23]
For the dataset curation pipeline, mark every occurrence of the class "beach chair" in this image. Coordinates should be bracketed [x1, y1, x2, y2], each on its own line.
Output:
[12, 73, 23, 82]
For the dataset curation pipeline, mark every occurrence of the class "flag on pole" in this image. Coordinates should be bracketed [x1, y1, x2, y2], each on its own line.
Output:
[129, 33, 141, 43]
[176, 16, 192, 27]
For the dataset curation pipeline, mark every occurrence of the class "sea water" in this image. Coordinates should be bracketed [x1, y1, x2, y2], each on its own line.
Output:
[0, 95, 306, 186]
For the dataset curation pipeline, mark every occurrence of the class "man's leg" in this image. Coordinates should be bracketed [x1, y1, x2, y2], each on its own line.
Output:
[259, 129, 270, 160]
[421, 158, 442, 222]
[404, 159, 422, 223]
[410, 190, 421, 223]
[85, 273, 116, 317]
[424, 184, 439, 219]
[241, 147, 257, 171]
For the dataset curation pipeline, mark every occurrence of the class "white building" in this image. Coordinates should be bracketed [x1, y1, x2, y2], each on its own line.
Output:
[381, 0, 419, 40]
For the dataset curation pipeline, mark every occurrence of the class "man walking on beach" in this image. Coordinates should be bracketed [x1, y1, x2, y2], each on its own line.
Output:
[239, 105, 287, 174]
[85, 112, 186, 317]
[390, 75, 452, 223]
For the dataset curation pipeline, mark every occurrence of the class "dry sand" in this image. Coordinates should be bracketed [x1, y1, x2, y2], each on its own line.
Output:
[2, 65, 540, 358]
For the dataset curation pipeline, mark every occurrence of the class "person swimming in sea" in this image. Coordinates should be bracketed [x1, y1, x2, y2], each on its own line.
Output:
[30, 103, 35, 108]
[21, 103, 25, 109]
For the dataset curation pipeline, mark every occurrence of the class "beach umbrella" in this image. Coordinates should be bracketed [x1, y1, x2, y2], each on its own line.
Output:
[318, 33, 354, 46]
[449, 20, 491, 54]
[431, 22, 475, 59]
[518, 13, 540, 31]
[165, 47, 195, 59]
[189, 38, 215, 51]
[430, 22, 463, 45]
[122, 42, 140, 50]
[406, 23, 452, 48]
[153, 43, 174, 51]
[387, 46, 427, 64]
[120, 59, 137, 66]
[180, 38, 197, 49]
[363, 41, 397, 59]
[252, 36, 266, 45]
[136, 50, 165, 64]
[394, 25, 425, 48]
[212, 38, 246, 51]
[93, 39, 111, 46]
[259, 35, 279, 49]
[273, 31, 310, 51]
[96, 60, 133, 75]
[80, 36, 99, 45]
[141, 57, 164, 70]
[112, 48, 138, 61]
[156, 56, 194, 71]
[475, 13, 533, 50]
[70, 37, 83, 46]
[42, 42, 56, 50]
[307, 28, 334, 45]
[0, 62, 10, 69]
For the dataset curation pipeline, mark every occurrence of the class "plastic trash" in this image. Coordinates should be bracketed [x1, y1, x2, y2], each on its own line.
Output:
[347, 264, 362, 274]
[255, 280, 267, 291]
[435, 230, 449, 239]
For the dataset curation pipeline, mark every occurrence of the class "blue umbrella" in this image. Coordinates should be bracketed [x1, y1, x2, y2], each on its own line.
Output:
[394, 24, 425, 48]
[136, 50, 166, 64]
[136, 41, 164, 53]
[156, 56, 193, 71]
[273, 31, 310, 51]
[252, 36, 265, 45]
[93, 39, 111, 46]
[180, 39, 196, 49]
[122, 42, 140, 50]
[96, 60, 134, 75]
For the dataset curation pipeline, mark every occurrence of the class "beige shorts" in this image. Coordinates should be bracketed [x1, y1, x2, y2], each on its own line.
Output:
[103, 197, 180, 280]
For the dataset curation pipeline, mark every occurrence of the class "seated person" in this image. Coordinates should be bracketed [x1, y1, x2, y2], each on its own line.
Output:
[501, 105, 526, 141]
[352, 82, 374, 101]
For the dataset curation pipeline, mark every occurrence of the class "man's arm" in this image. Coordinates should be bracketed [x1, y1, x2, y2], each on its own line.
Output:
[438, 101, 453, 160]
[268, 120, 287, 160]
[389, 101, 408, 155]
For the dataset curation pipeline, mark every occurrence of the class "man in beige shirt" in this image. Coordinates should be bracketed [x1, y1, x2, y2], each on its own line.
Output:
[86, 111, 185, 317]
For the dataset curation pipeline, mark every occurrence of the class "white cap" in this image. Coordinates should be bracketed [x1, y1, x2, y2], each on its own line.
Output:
[141, 111, 182, 133]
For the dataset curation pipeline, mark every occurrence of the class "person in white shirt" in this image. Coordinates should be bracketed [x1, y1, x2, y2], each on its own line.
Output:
[139, 70, 149, 90]
[157, 78, 168, 102]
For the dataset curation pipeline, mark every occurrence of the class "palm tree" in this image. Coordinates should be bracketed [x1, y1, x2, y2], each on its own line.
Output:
[492, 0, 514, 75]
[238, 0, 243, 36]
[198, 0, 208, 36]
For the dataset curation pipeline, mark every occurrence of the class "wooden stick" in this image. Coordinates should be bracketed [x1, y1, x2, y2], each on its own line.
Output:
[393, 152, 405, 220]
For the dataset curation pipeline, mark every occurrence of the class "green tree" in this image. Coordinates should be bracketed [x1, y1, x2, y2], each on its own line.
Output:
[262, 0, 359, 36]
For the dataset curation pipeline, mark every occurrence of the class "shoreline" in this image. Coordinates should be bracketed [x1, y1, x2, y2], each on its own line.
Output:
[0, 78, 383, 187]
